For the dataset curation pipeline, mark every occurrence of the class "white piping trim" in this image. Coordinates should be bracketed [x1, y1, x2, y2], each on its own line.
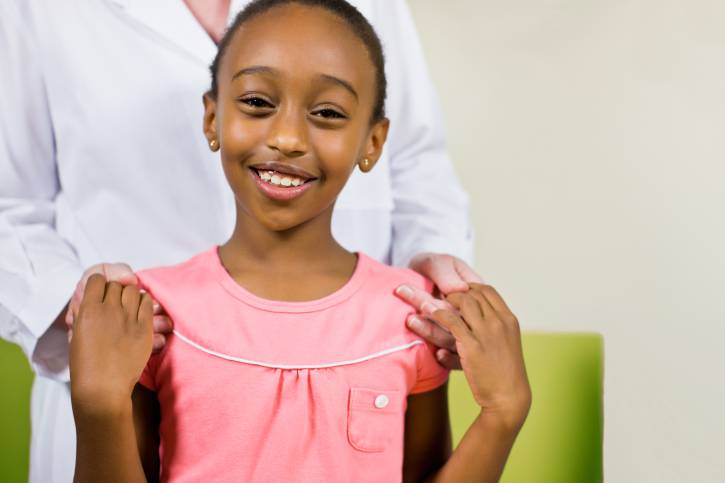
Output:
[172, 329, 423, 369]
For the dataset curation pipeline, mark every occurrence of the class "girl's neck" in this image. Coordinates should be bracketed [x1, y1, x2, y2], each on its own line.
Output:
[218, 207, 356, 300]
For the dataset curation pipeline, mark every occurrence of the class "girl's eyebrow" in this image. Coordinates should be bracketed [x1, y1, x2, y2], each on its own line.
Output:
[317, 73, 358, 100]
[231, 65, 277, 80]
[231, 65, 357, 99]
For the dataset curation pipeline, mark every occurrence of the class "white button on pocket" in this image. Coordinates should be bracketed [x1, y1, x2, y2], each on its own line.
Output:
[374, 394, 389, 409]
[348, 388, 401, 452]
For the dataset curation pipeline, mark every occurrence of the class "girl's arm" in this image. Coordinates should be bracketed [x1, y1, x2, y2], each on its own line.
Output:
[403, 384, 452, 482]
[69, 274, 158, 482]
[404, 284, 532, 482]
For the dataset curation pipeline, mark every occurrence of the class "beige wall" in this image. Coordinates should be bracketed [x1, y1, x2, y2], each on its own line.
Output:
[408, 1, 725, 481]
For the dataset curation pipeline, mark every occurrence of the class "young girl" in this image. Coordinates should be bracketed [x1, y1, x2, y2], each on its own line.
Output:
[69, 1, 531, 481]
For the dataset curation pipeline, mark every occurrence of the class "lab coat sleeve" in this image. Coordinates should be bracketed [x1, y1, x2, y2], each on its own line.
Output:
[374, 0, 475, 268]
[0, 2, 83, 381]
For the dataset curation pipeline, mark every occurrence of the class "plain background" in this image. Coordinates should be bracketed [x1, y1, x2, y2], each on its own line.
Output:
[408, 1, 724, 482]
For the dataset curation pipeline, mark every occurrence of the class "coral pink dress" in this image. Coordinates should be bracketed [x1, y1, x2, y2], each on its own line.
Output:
[137, 247, 448, 482]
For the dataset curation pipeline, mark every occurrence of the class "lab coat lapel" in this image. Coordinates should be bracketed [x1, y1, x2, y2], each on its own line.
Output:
[106, 0, 217, 64]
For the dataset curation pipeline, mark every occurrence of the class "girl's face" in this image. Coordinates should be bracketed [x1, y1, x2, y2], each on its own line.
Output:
[203, 4, 389, 232]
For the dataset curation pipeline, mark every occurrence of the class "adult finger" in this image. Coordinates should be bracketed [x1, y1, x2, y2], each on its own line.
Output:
[152, 334, 166, 352]
[153, 315, 173, 335]
[409, 253, 469, 294]
[104, 281, 123, 305]
[82, 273, 107, 304]
[454, 258, 484, 284]
[395, 284, 451, 316]
[152, 300, 163, 315]
[101, 263, 138, 285]
[406, 314, 457, 353]
[435, 348, 462, 370]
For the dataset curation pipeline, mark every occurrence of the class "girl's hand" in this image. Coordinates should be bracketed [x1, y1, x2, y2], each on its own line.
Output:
[396, 252, 484, 370]
[430, 283, 531, 430]
[66, 262, 172, 352]
[70, 274, 154, 415]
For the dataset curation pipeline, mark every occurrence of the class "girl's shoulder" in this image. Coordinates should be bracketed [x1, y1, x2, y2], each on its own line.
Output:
[359, 253, 434, 296]
[134, 247, 219, 322]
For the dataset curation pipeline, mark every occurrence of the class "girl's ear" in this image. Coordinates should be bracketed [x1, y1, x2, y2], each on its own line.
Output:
[202, 92, 220, 152]
[357, 118, 390, 173]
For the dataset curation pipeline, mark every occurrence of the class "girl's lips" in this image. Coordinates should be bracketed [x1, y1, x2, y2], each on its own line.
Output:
[249, 168, 315, 201]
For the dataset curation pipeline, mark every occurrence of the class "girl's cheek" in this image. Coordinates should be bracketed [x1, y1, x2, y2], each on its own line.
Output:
[312, 130, 361, 171]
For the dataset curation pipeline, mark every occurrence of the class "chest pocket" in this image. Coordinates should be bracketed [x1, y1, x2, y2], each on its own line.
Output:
[347, 387, 404, 452]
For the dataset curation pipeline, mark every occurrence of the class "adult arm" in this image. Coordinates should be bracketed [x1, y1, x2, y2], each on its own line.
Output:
[372, 0, 475, 269]
[0, 1, 83, 380]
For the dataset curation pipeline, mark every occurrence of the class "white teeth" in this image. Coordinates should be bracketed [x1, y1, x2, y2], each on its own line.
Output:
[256, 169, 307, 187]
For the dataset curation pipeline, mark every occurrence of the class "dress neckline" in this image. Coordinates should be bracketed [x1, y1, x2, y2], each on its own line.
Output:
[209, 246, 370, 313]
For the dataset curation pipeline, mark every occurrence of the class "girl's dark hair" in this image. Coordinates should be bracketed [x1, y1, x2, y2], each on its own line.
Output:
[208, 0, 387, 122]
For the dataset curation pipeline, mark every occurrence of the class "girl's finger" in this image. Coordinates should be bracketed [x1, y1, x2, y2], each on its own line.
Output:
[82, 273, 107, 304]
[104, 281, 123, 305]
[153, 315, 173, 334]
[406, 314, 457, 352]
[429, 309, 475, 346]
[436, 349, 462, 370]
[453, 258, 484, 284]
[470, 284, 514, 317]
[121, 285, 141, 317]
[137, 293, 154, 327]
[445, 292, 486, 334]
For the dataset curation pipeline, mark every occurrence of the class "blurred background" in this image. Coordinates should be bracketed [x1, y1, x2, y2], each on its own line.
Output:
[408, 1, 724, 482]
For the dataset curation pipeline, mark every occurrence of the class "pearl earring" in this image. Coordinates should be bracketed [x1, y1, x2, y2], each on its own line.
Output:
[209, 139, 219, 151]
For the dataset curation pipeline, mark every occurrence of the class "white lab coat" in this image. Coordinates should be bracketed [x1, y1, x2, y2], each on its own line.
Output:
[0, 0, 473, 481]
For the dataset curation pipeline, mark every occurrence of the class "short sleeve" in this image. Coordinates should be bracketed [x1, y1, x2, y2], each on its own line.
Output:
[410, 341, 449, 394]
[136, 273, 160, 391]
[137, 352, 161, 391]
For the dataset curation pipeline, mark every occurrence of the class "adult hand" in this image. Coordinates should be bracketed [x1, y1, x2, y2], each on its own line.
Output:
[395, 252, 483, 370]
[65, 263, 172, 351]
[433, 284, 531, 430]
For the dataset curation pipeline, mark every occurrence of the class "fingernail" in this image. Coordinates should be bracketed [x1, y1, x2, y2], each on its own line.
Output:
[153, 302, 160, 312]
[422, 302, 438, 315]
[407, 315, 422, 330]
[395, 285, 413, 297]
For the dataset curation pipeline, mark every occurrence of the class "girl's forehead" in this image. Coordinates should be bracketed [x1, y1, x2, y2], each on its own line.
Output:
[222, 5, 373, 83]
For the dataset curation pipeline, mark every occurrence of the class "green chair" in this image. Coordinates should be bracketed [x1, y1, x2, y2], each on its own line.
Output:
[2, 333, 602, 483]
[448, 332, 604, 483]
[0, 338, 33, 483]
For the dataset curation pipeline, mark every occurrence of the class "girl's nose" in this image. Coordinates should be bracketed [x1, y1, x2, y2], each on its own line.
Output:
[266, 108, 308, 157]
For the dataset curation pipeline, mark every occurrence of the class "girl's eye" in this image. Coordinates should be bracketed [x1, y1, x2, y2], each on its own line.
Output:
[312, 108, 346, 120]
[240, 97, 274, 109]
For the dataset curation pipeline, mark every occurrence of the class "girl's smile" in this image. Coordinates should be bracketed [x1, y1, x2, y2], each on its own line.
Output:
[249, 163, 318, 201]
